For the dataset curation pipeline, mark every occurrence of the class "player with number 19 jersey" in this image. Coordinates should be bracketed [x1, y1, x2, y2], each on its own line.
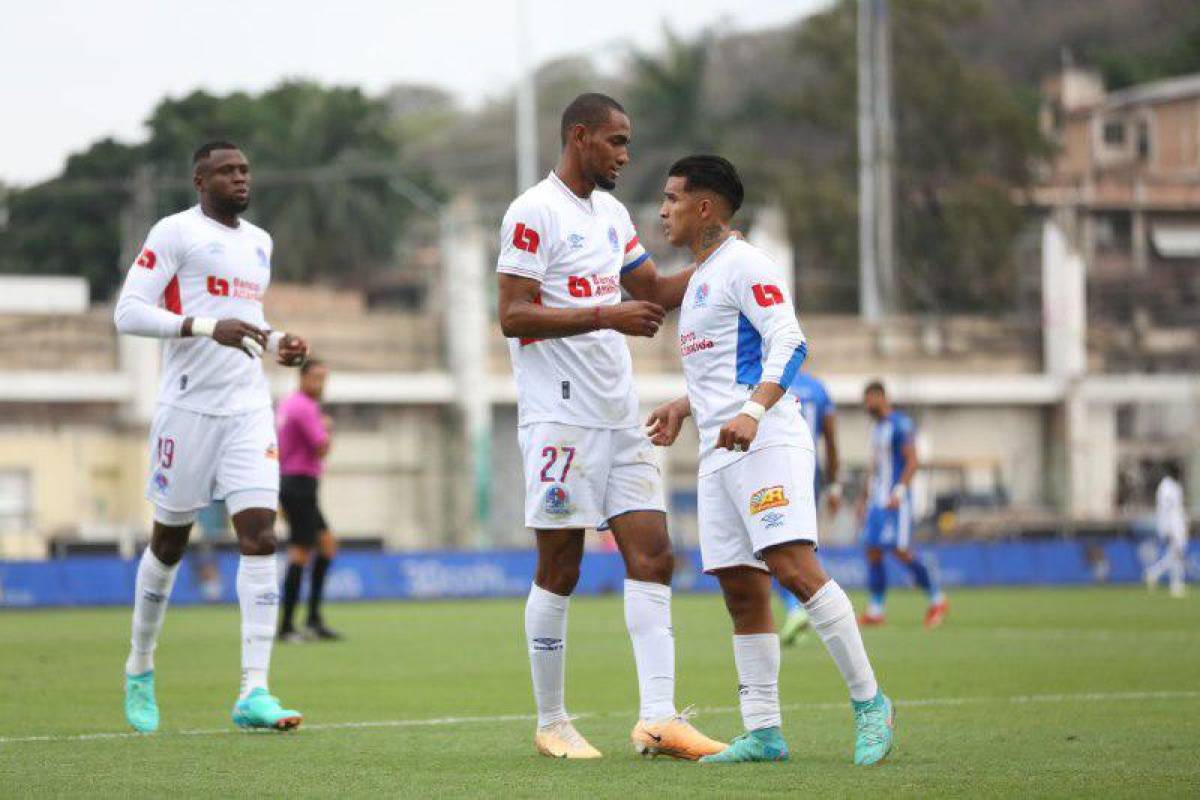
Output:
[498, 171, 661, 530]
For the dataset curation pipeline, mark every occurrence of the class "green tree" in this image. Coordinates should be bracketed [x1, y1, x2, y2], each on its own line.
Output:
[0, 81, 436, 298]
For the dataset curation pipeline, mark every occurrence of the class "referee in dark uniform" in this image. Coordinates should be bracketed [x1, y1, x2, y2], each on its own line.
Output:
[276, 359, 341, 641]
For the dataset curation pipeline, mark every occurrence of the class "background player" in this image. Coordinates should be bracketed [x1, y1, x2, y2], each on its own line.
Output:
[648, 154, 893, 765]
[496, 93, 723, 760]
[857, 381, 948, 627]
[1145, 461, 1189, 598]
[778, 366, 841, 645]
[277, 358, 342, 641]
[113, 141, 308, 733]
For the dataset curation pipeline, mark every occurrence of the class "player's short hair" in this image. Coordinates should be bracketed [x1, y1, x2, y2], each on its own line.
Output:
[192, 140, 240, 165]
[864, 380, 887, 397]
[667, 155, 745, 216]
[560, 93, 626, 146]
[1163, 461, 1182, 481]
[300, 357, 325, 375]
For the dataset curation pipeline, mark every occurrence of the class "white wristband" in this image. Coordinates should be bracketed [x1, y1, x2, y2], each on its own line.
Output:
[191, 317, 217, 338]
[739, 400, 766, 422]
[266, 330, 286, 354]
[891, 484, 907, 503]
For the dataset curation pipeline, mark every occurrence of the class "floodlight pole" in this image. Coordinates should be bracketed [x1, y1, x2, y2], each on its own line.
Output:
[515, 0, 538, 192]
[857, 0, 895, 322]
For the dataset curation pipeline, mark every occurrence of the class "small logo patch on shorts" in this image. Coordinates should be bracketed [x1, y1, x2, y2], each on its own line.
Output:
[152, 470, 169, 493]
[542, 484, 572, 517]
[749, 485, 789, 515]
[761, 511, 786, 529]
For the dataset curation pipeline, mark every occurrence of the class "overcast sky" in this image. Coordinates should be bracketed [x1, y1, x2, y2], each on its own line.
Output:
[2, 0, 832, 186]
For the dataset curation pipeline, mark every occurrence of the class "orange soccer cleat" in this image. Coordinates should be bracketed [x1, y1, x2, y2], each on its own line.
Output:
[534, 720, 603, 759]
[631, 708, 727, 761]
[858, 611, 886, 627]
[924, 599, 949, 629]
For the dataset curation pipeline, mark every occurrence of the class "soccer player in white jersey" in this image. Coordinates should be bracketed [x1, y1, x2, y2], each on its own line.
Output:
[497, 94, 724, 760]
[647, 155, 894, 766]
[1145, 462, 1189, 598]
[113, 141, 309, 733]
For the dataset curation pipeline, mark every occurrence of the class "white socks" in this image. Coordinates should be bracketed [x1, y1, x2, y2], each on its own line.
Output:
[525, 583, 569, 728]
[237, 555, 279, 701]
[733, 633, 781, 730]
[624, 579, 677, 722]
[126, 549, 180, 675]
[805, 580, 879, 702]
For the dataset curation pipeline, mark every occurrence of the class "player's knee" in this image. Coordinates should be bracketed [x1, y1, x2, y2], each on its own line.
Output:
[625, 547, 674, 585]
[866, 548, 884, 564]
[287, 546, 310, 566]
[536, 563, 580, 596]
[150, 524, 190, 566]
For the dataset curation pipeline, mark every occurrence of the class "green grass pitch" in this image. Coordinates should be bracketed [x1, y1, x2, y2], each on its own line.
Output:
[1, 587, 1198, 797]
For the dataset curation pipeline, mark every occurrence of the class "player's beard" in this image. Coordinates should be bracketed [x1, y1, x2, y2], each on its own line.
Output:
[594, 173, 616, 191]
[215, 193, 250, 217]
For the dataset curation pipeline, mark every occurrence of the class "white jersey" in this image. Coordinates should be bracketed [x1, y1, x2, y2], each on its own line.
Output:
[114, 205, 274, 416]
[1156, 476, 1188, 543]
[497, 172, 649, 429]
[677, 237, 812, 476]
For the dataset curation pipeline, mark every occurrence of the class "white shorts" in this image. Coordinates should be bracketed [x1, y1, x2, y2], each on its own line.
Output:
[145, 405, 280, 524]
[518, 422, 666, 530]
[697, 444, 819, 573]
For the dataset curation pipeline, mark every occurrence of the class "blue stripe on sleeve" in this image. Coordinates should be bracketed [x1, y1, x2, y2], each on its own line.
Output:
[620, 252, 650, 274]
[735, 313, 763, 386]
[777, 342, 809, 390]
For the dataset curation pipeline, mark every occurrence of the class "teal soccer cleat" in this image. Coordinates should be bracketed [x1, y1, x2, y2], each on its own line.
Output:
[232, 687, 303, 731]
[124, 670, 159, 733]
[699, 727, 789, 763]
[852, 691, 895, 766]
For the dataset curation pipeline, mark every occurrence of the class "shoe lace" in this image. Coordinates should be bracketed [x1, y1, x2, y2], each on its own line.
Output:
[556, 721, 588, 748]
[674, 704, 699, 725]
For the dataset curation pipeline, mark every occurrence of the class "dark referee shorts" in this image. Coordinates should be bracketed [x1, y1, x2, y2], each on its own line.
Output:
[279, 475, 328, 548]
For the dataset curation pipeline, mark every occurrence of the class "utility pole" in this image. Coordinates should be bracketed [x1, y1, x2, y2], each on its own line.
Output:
[857, 0, 895, 322]
[515, 0, 538, 192]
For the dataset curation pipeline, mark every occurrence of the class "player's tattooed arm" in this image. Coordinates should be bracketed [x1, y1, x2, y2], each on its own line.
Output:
[498, 274, 665, 339]
[646, 396, 692, 447]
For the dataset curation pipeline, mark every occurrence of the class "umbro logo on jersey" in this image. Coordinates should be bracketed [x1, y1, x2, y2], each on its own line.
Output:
[567, 233, 585, 249]
[136, 249, 157, 269]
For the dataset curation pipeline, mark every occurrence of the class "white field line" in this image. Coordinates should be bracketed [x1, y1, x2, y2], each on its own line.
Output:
[1, 689, 1197, 747]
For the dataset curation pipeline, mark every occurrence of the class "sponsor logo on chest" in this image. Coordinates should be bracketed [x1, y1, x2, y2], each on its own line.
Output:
[679, 331, 715, 357]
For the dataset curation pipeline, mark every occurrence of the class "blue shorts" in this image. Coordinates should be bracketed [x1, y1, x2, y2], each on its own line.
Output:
[862, 501, 913, 550]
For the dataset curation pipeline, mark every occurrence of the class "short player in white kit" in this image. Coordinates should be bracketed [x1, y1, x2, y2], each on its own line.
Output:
[113, 142, 309, 733]
[497, 94, 724, 760]
[647, 156, 894, 765]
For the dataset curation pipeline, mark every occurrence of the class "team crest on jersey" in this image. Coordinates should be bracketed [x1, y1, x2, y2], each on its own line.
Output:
[567, 233, 586, 250]
[607, 226, 619, 252]
[152, 470, 169, 493]
[694, 283, 710, 308]
[256, 247, 269, 268]
[542, 484, 572, 517]
[749, 485, 789, 515]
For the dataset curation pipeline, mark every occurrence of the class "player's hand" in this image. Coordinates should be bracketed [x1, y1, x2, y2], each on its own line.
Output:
[646, 398, 690, 447]
[212, 319, 268, 358]
[716, 414, 758, 452]
[602, 301, 666, 337]
[885, 496, 902, 511]
[277, 333, 309, 367]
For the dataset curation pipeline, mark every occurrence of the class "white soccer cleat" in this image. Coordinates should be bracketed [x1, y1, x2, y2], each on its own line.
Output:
[534, 719, 602, 759]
